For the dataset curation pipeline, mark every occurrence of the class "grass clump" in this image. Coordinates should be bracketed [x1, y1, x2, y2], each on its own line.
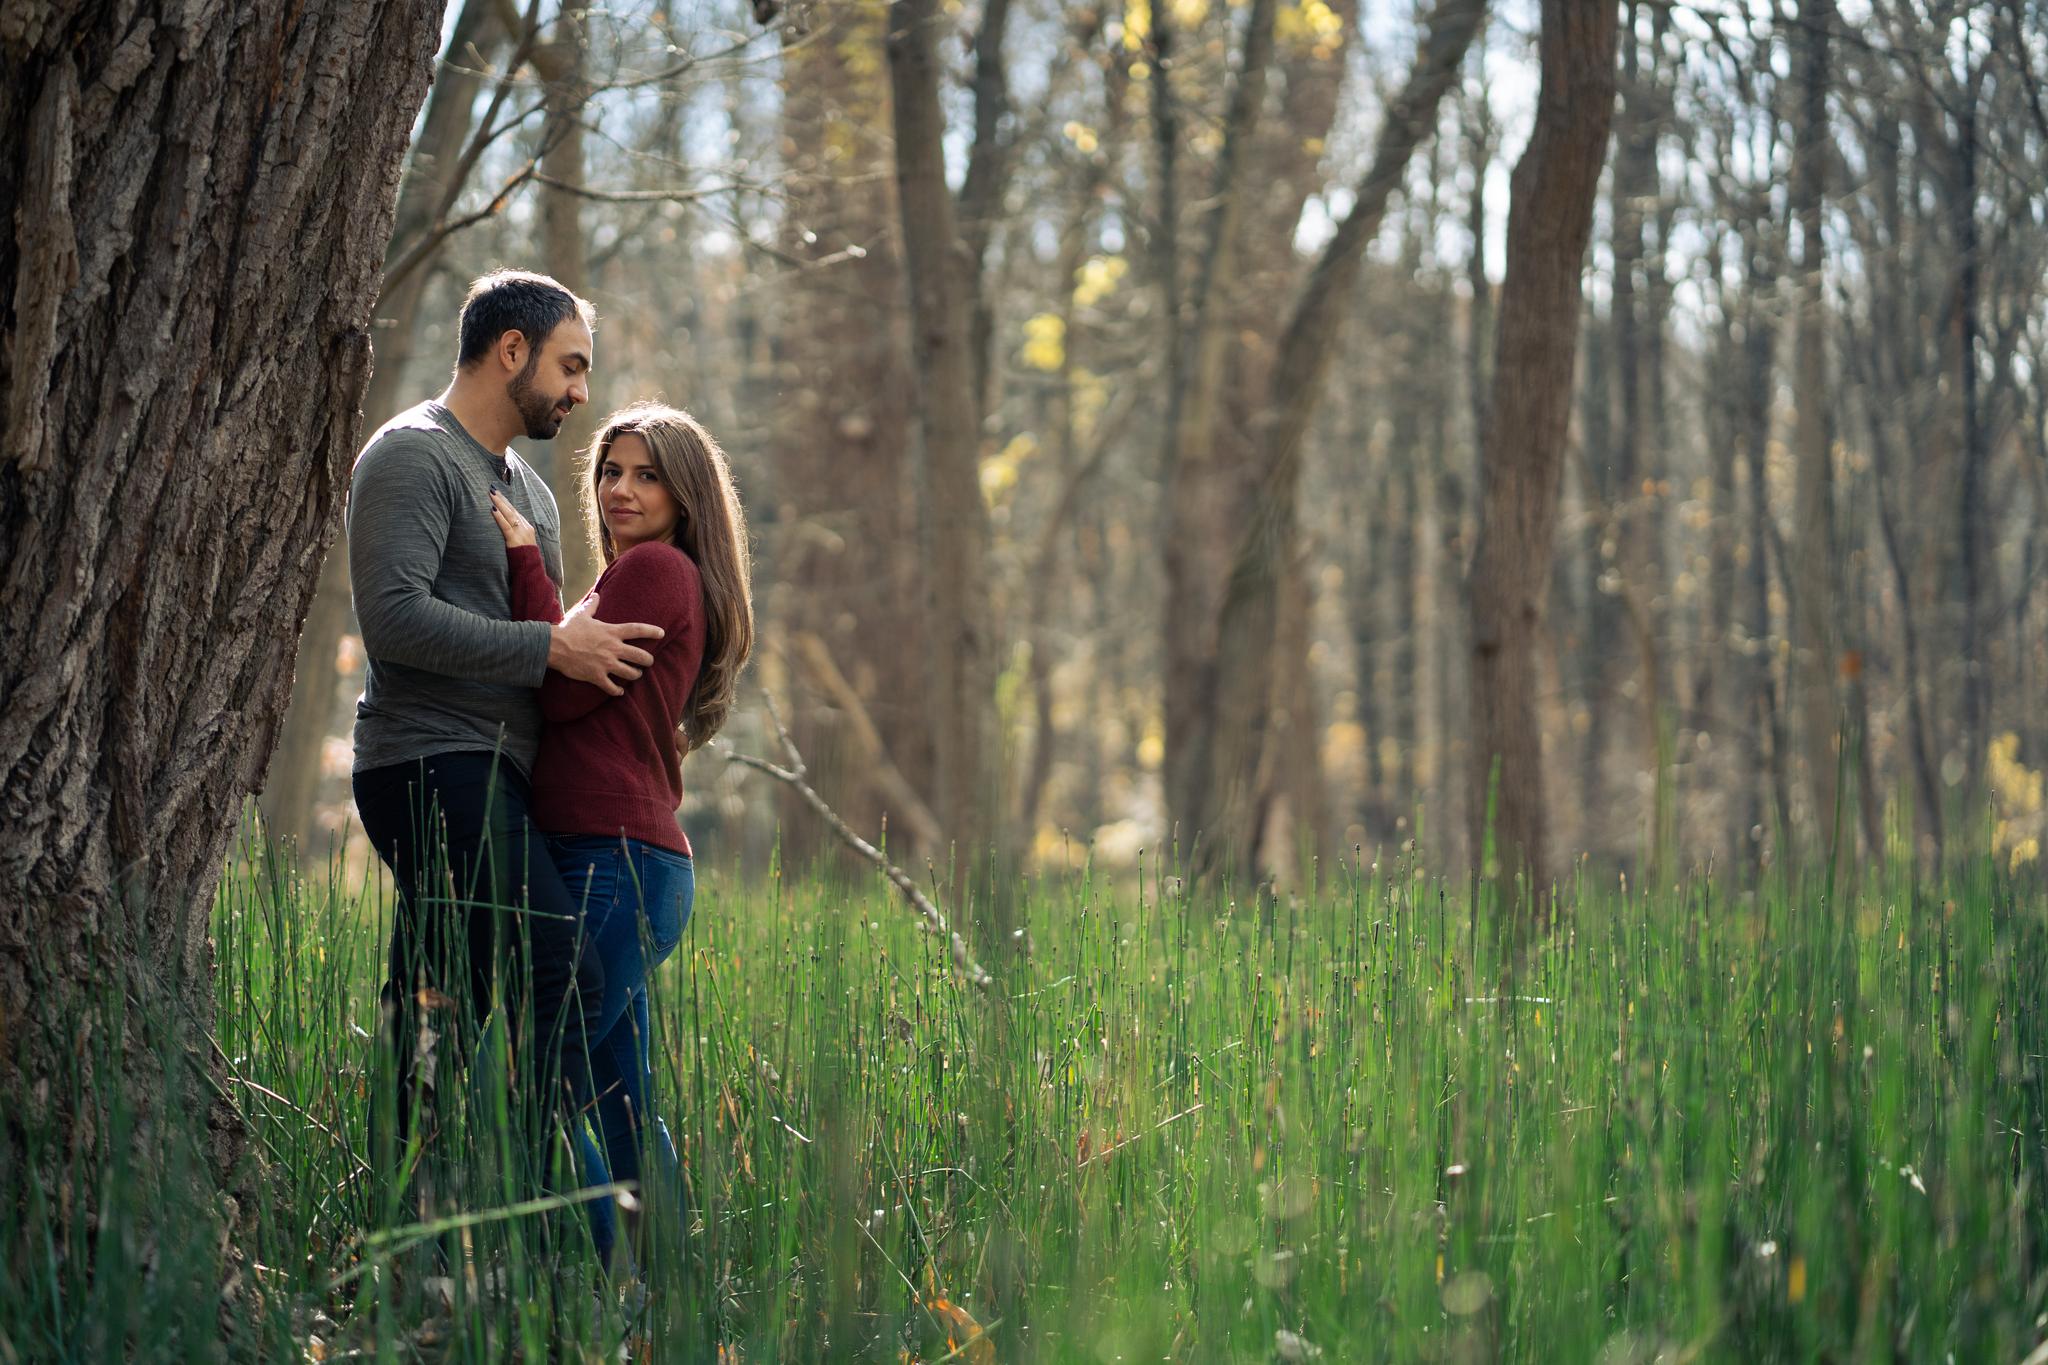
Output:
[4, 837, 2045, 1361]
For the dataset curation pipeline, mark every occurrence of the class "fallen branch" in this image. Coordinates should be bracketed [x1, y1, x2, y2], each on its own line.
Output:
[788, 632, 948, 856]
[717, 691, 992, 991]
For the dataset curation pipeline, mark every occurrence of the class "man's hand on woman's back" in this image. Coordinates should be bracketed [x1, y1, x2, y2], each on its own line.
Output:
[550, 595, 662, 695]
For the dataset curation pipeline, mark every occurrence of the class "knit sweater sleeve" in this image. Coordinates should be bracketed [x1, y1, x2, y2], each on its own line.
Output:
[540, 544, 699, 724]
[506, 545, 565, 625]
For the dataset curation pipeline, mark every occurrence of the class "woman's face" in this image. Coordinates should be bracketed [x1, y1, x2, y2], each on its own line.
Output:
[599, 432, 681, 552]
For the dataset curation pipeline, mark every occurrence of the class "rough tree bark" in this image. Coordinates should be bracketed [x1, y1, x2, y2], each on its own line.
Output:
[0, 0, 440, 1200]
[261, 0, 512, 854]
[887, 0, 999, 883]
[1196, 0, 1487, 875]
[1464, 0, 1620, 903]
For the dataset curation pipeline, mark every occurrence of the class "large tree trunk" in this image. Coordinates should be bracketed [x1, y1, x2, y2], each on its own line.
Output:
[771, 2, 929, 869]
[1951, 60, 1991, 813]
[261, 0, 511, 854]
[1464, 0, 1620, 904]
[887, 0, 997, 885]
[0, 0, 438, 1206]
[1197, 0, 1486, 875]
[1156, 0, 1280, 854]
[1788, 0, 1842, 859]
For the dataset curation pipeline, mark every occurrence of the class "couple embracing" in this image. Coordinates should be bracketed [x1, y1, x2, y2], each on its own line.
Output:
[345, 268, 751, 1271]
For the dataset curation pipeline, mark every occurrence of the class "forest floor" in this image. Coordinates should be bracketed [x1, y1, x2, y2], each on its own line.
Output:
[7, 839, 2046, 1362]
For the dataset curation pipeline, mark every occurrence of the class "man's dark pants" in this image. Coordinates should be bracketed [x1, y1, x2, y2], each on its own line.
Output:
[352, 750, 603, 1214]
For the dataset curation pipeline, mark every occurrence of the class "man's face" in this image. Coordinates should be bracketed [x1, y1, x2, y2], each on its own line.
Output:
[506, 318, 594, 440]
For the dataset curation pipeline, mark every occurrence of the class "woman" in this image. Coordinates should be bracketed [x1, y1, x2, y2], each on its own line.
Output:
[488, 401, 753, 1271]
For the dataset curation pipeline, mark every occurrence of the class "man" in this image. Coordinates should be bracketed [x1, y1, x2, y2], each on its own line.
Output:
[347, 269, 659, 1202]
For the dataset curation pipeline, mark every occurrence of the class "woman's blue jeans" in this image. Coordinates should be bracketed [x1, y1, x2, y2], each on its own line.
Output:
[548, 834, 692, 1266]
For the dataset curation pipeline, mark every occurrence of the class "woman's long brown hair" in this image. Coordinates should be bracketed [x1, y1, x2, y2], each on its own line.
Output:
[582, 402, 754, 750]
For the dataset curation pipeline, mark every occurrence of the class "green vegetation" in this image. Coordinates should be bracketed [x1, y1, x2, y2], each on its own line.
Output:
[5, 836, 2046, 1362]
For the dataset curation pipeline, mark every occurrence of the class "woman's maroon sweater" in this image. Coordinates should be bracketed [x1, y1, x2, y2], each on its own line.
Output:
[508, 540, 705, 856]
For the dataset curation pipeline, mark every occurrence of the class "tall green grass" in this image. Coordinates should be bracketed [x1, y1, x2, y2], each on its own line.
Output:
[5, 831, 2045, 1361]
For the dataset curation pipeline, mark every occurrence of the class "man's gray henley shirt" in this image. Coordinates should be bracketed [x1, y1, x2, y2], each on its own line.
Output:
[347, 401, 566, 776]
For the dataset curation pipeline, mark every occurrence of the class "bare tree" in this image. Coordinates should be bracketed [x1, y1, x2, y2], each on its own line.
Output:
[1198, 0, 1488, 874]
[1465, 0, 1621, 903]
[1, 0, 438, 1202]
[1789, 0, 1844, 857]
[1155, 0, 1280, 857]
[886, 0, 1012, 885]
[531, 2, 604, 594]
[770, 2, 929, 868]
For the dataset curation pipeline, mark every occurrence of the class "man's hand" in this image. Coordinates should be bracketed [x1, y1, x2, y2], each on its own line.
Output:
[548, 594, 663, 695]
[490, 489, 537, 549]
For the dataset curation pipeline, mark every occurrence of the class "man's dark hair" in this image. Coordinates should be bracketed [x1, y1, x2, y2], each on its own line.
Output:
[456, 269, 597, 368]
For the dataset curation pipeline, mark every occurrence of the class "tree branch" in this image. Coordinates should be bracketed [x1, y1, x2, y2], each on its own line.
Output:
[718, 693, 994, 992]
[786, 633, 949, 857]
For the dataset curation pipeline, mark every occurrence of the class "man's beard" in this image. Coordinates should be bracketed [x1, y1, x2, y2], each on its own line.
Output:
[509, 354, 569, 439]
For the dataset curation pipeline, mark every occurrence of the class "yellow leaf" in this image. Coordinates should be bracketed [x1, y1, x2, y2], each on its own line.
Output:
[1122, 0, 1151, 47]
[1276, 0, 1342, 47]
[1073, 254, 1128, 308]
[1020, 313, 1066, 371]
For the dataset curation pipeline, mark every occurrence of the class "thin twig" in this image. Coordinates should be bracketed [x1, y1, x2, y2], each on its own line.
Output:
[717, 690, 993, 991]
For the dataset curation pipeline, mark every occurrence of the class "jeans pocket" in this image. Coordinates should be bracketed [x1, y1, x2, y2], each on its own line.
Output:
[639, 849, 694, 961]
[552, 835, 625, 928]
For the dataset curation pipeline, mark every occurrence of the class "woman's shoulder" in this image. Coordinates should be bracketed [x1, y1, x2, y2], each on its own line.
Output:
[609, 540, 701, 586]
[601, 542, 703, 628]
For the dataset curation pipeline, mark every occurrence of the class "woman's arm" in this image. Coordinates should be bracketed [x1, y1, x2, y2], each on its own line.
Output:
[540, 545, 697, 723]
[506, 547, 564, 625]
[492, 489, 565, 625]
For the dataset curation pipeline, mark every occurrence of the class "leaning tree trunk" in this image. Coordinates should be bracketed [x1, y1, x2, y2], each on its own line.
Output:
[1464, 0, 1620, 907]
[1197, 0, 1486, 877]
[0, 0, 439, 1200]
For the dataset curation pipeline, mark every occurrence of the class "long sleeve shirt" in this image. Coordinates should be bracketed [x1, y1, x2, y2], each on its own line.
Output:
[507, 539, 704, 854]
[347, 401, 564, 775]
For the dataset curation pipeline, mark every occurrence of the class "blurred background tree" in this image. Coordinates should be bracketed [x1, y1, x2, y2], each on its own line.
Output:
[255, 0, 2048, 904]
